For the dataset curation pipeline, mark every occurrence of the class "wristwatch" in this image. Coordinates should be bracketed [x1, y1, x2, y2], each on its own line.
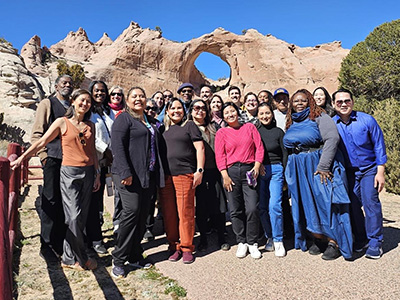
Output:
[197, 168, 204, 173]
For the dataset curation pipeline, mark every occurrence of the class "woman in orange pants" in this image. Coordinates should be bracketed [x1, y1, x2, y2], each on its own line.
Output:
[159, 98, 205, 264]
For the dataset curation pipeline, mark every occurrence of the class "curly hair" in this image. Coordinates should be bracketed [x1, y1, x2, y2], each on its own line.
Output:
[285, 89, 323, 130]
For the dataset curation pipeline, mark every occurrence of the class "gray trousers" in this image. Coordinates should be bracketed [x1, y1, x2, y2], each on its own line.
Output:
[60, 165, 94, 266]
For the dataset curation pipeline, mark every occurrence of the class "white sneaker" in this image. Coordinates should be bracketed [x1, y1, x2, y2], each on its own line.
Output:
[265, 238, 274, 252]
[248, 243, 262, 259]
[236, 242, 248, 258]
[274, 241, 286, 257]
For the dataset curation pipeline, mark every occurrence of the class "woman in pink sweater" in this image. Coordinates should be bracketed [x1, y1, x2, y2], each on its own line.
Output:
[215, 102, 264, 259]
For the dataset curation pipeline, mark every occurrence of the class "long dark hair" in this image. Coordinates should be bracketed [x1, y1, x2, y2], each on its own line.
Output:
[89, 80, 110, 115]
[164, 98, 187, 130]
[313, 86, 335, 117]
[258, 90, 274, 105]
[188, 99, 211, 125]
[286, 89, 323, 130]
[188, 99, 216, 141]
[65, 89, 93, 121]
[257, 102, 276, 128]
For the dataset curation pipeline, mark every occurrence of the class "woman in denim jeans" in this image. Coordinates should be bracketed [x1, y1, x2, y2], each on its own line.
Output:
[257, 103, 288, 257]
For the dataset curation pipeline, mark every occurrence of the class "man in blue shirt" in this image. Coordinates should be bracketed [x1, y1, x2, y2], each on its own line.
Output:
[332, 88, 387, 259]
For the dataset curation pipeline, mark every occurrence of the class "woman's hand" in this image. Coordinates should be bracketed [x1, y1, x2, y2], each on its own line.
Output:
[193, 171, 203, 189]
[314, 170, 333, 185]
[93, 174, 101, 192]
[250, 162, 262, 179]
[222, 175, 235, 192]
[121, 176, 132, 186]
[10, 156, 24, 171]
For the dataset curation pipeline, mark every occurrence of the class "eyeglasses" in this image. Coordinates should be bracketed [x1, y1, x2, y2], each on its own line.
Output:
[193, 106, 207, 112]
[335, 99, 352, 106]
[111, 92, 123, 97]
[146, 106, 158, 111]
[78, 132, 86, 146]
[164, 94, 173, 98]
[181, 89, 193, 94]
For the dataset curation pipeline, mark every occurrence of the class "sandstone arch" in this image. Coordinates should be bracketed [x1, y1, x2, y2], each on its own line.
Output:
[184, 48, 232, 92]
[20, 23, 349, 97]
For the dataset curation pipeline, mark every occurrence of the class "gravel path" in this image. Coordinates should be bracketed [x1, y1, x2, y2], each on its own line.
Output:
[134, 190, 400, 300]
[15, 178, 400, 300]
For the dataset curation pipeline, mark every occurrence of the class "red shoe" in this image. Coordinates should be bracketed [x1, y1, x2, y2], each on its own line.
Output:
[182, 252, 194, 264]
[168, 250, 182, 262]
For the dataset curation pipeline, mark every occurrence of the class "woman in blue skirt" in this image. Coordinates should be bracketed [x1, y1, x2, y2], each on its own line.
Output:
[283, 89, 353, 260]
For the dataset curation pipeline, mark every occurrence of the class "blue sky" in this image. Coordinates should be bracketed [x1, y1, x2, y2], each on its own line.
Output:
[0, 0, 399, 80]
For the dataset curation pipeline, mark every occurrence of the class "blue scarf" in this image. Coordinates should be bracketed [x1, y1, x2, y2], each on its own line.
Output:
[291, 107, 310, 122]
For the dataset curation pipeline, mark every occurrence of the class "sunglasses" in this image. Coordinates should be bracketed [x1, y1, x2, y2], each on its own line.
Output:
[111, 92, 123, 97]
[78, 132, 86, 146]
[164, 94, 173, 98]
[193, 105, 207, 112]
[335, 99, 352, 106]
[146, 106, 158, 111]
[181, 89, 193, 94]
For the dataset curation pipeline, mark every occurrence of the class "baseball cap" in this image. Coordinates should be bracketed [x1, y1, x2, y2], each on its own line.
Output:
[273, 88, 289, 98]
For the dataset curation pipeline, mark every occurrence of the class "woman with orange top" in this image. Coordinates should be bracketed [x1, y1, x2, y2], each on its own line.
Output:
[11, 89, 100, 271]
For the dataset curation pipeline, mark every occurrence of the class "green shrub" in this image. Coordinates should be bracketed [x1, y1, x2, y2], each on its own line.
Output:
[372, 98, 400, 194]
[339, 19, 400, 194]
[353, 95, 376, 115]
[56, 60, 85, 89]
[339, 19, 400, 101]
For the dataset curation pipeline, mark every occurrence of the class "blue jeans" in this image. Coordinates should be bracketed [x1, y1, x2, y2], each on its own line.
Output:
[258, 163, 284, 242]
[347, 166, 383, 249]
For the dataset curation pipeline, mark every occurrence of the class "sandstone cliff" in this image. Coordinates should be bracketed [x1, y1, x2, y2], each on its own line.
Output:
[0, 40, 43, 143]
[1, 21, 349, 144]
[20, 21, 349, 96]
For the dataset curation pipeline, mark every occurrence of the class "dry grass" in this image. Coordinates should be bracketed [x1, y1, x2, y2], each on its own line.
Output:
[13, 181, 187, 300]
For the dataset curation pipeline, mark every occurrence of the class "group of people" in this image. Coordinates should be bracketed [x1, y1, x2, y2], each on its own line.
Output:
[11, 75, 387, 279]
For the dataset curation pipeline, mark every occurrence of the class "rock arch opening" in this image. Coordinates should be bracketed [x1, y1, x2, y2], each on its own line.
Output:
[193, 52, 231, 92]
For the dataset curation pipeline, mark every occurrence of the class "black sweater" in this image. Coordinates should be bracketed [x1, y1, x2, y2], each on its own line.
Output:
[257, 123, 288, 167]
[111, 112, 165, 189]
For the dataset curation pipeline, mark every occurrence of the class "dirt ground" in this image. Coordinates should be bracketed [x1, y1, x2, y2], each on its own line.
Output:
[13, 172, 186, 300]
[12, 167, 400, 300]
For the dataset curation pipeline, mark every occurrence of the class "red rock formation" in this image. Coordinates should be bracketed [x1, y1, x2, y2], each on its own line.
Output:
[94, 33, 113, 47]
[49, 27, 96, 61]
[21, 22, 349, 96]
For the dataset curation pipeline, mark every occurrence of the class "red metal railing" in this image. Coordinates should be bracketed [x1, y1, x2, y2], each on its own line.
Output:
[0, 143, 27, 300]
